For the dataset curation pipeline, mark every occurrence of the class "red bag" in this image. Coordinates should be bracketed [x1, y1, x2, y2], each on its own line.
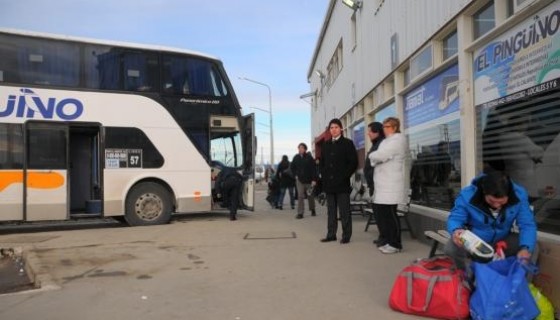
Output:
[389, 256, 471, 319]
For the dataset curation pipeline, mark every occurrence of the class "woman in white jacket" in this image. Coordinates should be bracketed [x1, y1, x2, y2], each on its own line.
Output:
[368, 117, 407, 254]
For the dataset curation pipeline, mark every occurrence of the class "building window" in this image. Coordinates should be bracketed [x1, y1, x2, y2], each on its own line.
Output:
[410, 45, 432, 80]
[477, 90, 560, 235]
[374, 103, 396, 122]
[443, 31, 458, 60]
[403, 67, 411, 87]
[351, 13, 357, 50]
[409, 120, 461, 210]
[405, 64, 461, 210]
[507, 0, 535, 16]
[326, 41, 343, 89]
[473, 2, 495, 40]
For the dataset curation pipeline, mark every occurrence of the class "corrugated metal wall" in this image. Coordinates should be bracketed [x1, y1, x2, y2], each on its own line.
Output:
[310, 0, 473, 138]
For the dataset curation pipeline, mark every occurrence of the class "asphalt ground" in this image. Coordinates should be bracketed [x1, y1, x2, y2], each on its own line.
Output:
[0, 183, 430, 320]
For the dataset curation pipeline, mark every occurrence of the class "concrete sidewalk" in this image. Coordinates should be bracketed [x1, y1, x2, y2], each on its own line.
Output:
[0, 186, 429, 320]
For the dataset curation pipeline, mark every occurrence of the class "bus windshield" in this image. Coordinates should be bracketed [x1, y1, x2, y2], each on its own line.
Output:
[210, 131, 243, 168]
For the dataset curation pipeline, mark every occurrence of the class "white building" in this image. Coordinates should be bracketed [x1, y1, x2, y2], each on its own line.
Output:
[307, 0, 560, 238]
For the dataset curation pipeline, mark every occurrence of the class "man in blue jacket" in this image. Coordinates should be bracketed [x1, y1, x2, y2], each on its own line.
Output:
[445, 171, 536, 269]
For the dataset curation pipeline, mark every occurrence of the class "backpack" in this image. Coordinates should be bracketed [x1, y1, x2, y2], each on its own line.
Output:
[282, 167, 294, 179]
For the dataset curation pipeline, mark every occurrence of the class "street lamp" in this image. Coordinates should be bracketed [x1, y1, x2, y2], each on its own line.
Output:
[239, 77, 274, 165]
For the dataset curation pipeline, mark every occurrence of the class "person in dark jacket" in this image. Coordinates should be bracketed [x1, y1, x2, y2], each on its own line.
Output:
[445, 171, 537, 269]
[319, 118, 358, 244]
[215, 166, 244, 221]
[276, 155, 296, 210]
[364, 122, 386, 196]
[291, 143, 317, 218]
[363, 121, 386, 246]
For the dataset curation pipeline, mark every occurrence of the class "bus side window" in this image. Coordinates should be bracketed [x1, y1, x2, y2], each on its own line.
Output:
[10, 36, 80, 87]
[0, 124, 24, 170]
[123, 51, 158, 92]
[163, 55, 192, 95]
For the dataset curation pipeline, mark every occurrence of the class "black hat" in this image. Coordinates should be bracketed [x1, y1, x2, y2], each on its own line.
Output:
[328, 118, 343, 129]
[370, 122, 383, 133]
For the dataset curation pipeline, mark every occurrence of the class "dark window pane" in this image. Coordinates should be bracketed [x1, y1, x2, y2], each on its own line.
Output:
[85, 45, 120, 90]
[0, 34, 80, 87]
[105, 127, 164, 168]
[27, 125, 66, 169]
[474, 2, 495, 39]
[409, 119, 461, 210]
[86, 47, 159, 92]
[443, 31, 458, 60]
[123, 51, 159, 92]
[0, 123, 23, 169]
[162, 55, 228, 97]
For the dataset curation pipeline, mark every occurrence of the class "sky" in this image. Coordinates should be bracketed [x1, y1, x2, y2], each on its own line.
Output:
[0, 0, 329, 165]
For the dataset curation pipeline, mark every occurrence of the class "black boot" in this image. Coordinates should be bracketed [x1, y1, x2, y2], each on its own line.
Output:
[311, 209, 316, 216]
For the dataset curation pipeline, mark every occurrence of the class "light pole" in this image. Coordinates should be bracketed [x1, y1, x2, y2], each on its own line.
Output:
[239, 77, 274, 165]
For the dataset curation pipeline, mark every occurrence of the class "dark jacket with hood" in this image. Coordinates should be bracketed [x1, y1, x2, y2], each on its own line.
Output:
[446, 175, 537, 252]
[277, 159, 295, 188]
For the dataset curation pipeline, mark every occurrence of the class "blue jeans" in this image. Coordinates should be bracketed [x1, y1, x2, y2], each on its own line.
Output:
[277, 186, 295, 208]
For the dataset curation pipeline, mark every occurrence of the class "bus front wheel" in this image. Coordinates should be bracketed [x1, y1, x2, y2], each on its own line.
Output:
[125, 182, 172, 226]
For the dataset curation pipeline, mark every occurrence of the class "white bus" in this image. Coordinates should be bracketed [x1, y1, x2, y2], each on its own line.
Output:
[0, 29, 255, 226]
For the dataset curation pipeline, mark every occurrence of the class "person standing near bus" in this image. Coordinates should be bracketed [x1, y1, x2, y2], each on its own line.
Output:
[291, 143, 317, 218]
[320, 118, 358, 244]
[368, 117, 407, 253]
[276, 155, 295, 210]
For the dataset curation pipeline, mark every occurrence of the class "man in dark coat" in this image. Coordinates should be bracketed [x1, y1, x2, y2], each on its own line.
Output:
[319, 118, 358, 244]
[291, 143, 317, 218]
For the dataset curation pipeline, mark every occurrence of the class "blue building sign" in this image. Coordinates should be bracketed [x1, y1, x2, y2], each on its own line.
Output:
[404, 64, 460, 128]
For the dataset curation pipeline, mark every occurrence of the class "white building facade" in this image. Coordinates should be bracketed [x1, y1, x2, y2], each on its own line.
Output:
[307, 0, 560, 239]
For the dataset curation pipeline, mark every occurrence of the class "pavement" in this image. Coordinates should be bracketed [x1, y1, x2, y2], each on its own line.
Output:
[0, 184, 431, 320]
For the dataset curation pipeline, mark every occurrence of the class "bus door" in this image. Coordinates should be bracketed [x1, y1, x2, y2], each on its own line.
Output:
[25, 122, 68, 221]
[68, 125, 102, 216]
[209, 115, 254, 211]
[242, 113, 255, 211]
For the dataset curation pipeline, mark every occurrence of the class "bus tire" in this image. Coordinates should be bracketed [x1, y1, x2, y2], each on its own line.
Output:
[125, 182, 173, 226]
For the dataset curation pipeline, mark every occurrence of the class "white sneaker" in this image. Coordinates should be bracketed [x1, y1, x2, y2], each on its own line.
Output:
[379, 244, 401, 254]
[378, 244, 389, 251]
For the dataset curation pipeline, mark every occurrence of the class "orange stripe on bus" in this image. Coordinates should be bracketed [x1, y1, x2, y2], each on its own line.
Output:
[194, 191, 201, 202]
[0, 171, 65, 192]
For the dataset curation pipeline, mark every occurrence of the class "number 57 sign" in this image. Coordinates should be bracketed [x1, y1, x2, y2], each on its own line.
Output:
[105, 149, 143, 169]
[127, 149, 142, 168]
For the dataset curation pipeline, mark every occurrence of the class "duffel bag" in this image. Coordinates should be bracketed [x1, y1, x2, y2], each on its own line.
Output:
[389, 255, 471, 319]
[470, 256, 540, 320]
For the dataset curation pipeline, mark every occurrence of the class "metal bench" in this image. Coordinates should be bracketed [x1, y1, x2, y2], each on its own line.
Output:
[424, 229, 450, 257]
[364, 190, 415, 239]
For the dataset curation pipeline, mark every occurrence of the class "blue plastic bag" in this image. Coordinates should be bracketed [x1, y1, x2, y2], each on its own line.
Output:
[470, 256, 540, 320]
